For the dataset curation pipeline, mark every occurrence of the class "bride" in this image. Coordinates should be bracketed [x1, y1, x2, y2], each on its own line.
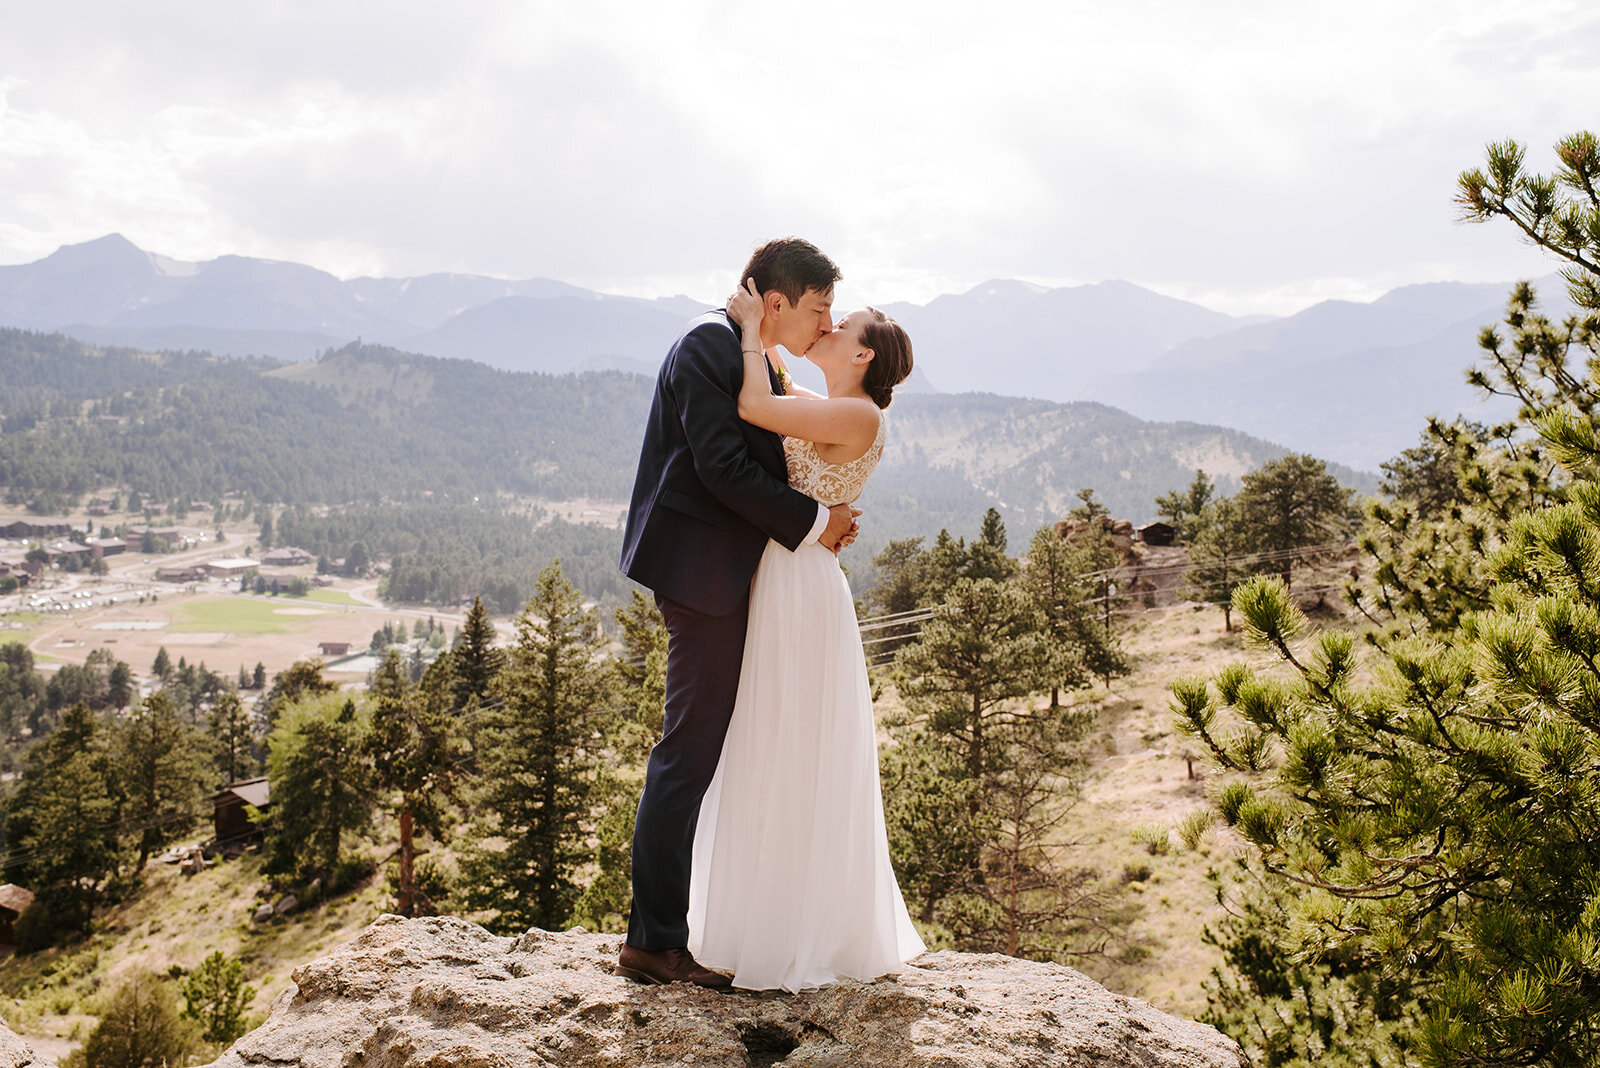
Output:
[687, 281, 926, 992]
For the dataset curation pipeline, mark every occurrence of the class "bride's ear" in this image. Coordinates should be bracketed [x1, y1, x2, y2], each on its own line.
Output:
[852, 347, 875, 367]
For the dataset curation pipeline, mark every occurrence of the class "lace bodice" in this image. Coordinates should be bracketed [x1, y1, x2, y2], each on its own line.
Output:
[783, 413, 887, 506]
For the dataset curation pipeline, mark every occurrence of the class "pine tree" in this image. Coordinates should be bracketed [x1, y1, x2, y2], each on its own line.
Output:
[264, 693, 372, 887]
[180, 951, 256, 1045]
[4, 704, 124, 943]
[878, 727, 983, 927]
[1199, 859, 1421, 1067]
[889, 576, 1116, 954]
[80, 972, 200, 1068]
[1019, 525, 1126, 705]
[1349, 295, 1568, 635]
[151, 646, 172, 682]
[1059, 490, 1129, 658]
[451, 594, 505, 774]
[1173, 574, 1600, 1064]
[367, 651, 460, 916]
[609, 591, 667, 756]
[209, 691, 255, 784]
[1233, 454, 1356, 588]
[1185, 497, 1254, 632]
[861, 537, 931, 654]
[1172, 131, 1600, 1068]
[256, 659, 338, 732]
[460, 562, 614, 933]
[118, 693, 213, 871]
[1154, 470, 1215, 544]
[452, 595, 503, 712]
[575, 592, 667, 931]
[896, 578, 1053, 792]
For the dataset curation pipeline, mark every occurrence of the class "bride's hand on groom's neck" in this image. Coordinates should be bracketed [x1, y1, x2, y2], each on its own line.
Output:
[727, 278, 765, 341]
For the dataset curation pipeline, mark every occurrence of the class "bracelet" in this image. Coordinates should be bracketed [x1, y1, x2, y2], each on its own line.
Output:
[742, 349, 763, 357]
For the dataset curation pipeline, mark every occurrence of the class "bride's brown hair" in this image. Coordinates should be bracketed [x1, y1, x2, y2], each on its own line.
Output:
[861, 309, 912, 410]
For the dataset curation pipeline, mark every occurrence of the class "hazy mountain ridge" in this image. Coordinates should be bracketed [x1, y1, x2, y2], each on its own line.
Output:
[0, 234, 1558, 474]
[0, 236, 1264, 401]
[0, 331, 1369, 539]
[879, 278, 1252, 396]
[1083, 278, 1570, 469]
[872, 393, 1376, 541]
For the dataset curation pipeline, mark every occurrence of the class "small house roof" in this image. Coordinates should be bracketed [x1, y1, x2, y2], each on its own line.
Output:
[216, 777, 271, 808]
[0, 884, 34, 914]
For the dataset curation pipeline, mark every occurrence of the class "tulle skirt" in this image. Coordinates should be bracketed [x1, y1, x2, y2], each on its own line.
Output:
[688, 539, 925, 992]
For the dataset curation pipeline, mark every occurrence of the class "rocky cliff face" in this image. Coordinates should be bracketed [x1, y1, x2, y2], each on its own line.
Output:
[203, 915, 1242, 1068]
[0, 1021, 51, 1068]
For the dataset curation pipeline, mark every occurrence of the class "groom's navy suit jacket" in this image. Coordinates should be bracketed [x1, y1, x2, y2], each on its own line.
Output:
[620, 310, 818, 616]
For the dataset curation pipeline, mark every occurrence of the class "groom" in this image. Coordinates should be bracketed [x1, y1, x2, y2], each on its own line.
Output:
[616, 237, 858, 987]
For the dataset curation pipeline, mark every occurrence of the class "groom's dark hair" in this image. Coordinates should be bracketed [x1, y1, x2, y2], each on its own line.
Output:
[741, 237, 841, 307]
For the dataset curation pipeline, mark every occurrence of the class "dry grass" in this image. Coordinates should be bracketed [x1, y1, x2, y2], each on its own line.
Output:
[1059, 603, 1248, 1018]
[0, 844, 392, 1059]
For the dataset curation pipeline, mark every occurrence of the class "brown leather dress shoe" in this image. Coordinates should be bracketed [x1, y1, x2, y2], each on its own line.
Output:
[615, 944, 733, 989]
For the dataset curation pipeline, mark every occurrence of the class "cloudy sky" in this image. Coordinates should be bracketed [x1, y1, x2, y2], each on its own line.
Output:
[1, 1, 1594, 315]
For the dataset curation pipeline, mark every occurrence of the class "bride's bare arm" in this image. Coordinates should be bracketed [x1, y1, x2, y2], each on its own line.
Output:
[727, 281, 878, 448]
[741, 381, 878, 447]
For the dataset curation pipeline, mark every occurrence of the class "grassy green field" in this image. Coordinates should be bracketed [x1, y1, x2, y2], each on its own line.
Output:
[0, 611, 44, 650]
[168, 597, 334, 634]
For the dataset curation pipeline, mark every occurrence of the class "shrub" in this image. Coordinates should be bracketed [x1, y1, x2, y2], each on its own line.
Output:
[65, 971, 198, 1068]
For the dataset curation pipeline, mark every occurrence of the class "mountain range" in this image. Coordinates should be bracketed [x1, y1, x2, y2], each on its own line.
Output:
[0, 234, 1561, 471]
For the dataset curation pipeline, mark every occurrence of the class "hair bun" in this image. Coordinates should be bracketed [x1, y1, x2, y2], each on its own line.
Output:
[860, 307, 913, 411]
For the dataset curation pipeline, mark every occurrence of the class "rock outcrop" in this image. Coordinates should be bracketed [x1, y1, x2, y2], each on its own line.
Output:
[0, 1021, 52, 1068]
[205, 915, 1242, 1067]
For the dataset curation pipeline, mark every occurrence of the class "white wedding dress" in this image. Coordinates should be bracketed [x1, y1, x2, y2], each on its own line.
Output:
[688, 414, 926, 992]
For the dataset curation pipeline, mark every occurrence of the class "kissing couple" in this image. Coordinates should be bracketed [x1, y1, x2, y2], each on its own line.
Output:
[616, 236, 925, 992]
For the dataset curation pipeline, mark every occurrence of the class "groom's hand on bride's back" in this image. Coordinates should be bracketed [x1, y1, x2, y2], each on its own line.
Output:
[823, 503, 862, 554]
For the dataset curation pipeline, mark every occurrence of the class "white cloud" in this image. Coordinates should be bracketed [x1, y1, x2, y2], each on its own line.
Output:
[0, 0, 1592, 314]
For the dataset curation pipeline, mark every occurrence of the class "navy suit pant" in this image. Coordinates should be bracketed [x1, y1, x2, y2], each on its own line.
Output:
[626, 591, 750, 950]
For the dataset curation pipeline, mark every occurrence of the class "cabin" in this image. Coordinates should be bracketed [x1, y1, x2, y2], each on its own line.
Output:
[317, 641, 352, 657]
[262, 547, 314, 567]
[0, 884, 34, 942]
[0, 519, 71, 539]
[42, 542, 92, 565]
[1135, 521, 1178, 547]
[126, 525, 186, 551]
[211, 777, 271, 855]
[155, 565, 207, 583]
[87, 537, 127, 557]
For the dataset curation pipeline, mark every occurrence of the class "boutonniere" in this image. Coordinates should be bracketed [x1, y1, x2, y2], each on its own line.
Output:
[776, 366, 791, 394]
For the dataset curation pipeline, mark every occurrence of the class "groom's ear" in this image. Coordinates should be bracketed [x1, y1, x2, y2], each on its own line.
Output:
[762, 290, 785, 319]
